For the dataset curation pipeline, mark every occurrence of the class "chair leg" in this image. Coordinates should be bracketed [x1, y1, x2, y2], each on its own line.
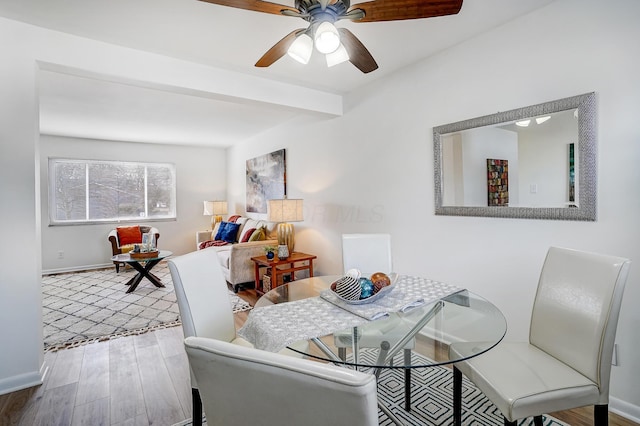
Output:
[404, 348, 412, 411]
[453, 366, 462, 426]
[192, 388, 202, 426]
[594, 404, 608, 426]
[338, 347, 347, 361]
[534, 415, 544, 426]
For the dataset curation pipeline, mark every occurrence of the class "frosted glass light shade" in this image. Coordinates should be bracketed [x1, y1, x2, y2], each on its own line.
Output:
[314, 22, 340, 54]
[536, 116, 551, 124]
[287, 34, 313, 64]
[515, 120, 531, 127]
[326, 44, 349, 67]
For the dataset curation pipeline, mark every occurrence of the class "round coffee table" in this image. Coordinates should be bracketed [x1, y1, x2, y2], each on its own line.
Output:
[111, 250, 173, 293]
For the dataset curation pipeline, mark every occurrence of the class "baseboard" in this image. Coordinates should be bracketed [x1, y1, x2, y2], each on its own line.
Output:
[610, 396, 640, 423]
[0, 360, 48, 396]
[42, 262, 114, 275]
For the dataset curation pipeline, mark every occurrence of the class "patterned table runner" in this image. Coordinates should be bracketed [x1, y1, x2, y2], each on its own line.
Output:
[237, 275, 461, 352]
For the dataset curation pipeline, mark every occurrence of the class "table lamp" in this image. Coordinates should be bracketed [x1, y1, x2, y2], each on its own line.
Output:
[203, 200, 228, 230]
[267, 198, 303, 256]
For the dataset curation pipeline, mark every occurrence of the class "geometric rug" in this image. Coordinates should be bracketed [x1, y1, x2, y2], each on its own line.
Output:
[42, 262, 252, 351]
[172, 349, 569, 426]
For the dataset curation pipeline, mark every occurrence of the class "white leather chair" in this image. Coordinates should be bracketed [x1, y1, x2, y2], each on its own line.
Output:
[168, 249, 306, 426]
[451, 246, 631, 426]
[184, 336, 379, 426]
[337, 233, 415, 410]
[342, 233, 393, 276]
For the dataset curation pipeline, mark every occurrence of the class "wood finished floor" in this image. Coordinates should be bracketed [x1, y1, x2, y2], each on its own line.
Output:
[1, 287, 638, 426]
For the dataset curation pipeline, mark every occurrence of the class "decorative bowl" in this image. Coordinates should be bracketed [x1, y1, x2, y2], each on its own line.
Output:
[330, 272, 398, 305]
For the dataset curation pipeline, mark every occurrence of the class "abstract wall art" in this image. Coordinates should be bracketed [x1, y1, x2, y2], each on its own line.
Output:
[246, 149, 286, 213]
[487, 158, 509, 206]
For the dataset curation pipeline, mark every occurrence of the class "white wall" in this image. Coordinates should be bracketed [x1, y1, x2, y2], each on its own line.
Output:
[461, 127, 518, 206]
[0, 20, 44, 394]
[0, 15, 325, 396]
[39, 135, 226, 272]
[227, 0, 640, 419]
[518, 110, 577, 207]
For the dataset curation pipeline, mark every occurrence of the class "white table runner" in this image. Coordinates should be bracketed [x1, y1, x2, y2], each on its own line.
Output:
[238, 275, 461, 352]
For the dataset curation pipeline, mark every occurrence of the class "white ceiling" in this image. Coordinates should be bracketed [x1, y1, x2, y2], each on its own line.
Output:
[0, 0, 555, 147]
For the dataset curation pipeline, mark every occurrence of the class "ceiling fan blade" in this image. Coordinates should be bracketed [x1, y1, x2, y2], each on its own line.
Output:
[199, 0, 297, 16]
[348, 0, 462, 22]
[338, 28, 378, 73]
[255, 29, 306, 67]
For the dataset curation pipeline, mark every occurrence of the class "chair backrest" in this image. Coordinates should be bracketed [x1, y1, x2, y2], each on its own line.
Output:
[342, 233, 393, 274]
[184, 336, 379, 426]
[530, 246, 631, 402]
[168, 249, 236, 343]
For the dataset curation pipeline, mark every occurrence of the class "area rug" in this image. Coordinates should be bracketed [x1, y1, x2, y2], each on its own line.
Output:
[42, 262, 252, 351]
[172, 350, 569, 426]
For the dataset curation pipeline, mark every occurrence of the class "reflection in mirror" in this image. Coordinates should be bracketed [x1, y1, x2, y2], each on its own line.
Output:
[433, 93, 596, 221]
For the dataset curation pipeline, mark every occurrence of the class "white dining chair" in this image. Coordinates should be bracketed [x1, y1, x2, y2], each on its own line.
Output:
[168, 249, 307, 426]
[342, 233, 393, 275]
[184, 336, 379, 426]
[451, 246, 631, 426]
[337, 233, 416, 411]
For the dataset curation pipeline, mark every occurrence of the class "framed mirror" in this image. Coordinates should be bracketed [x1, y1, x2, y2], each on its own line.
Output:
[433, 92, 596, 221]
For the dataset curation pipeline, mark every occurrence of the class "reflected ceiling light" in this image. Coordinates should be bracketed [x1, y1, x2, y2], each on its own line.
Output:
[314, 22, 340, 54]
[287, 33, 313, 64]
[515, 120, 531, 127]
[326, 44, 349, 67]
[536, 116, 551, 124]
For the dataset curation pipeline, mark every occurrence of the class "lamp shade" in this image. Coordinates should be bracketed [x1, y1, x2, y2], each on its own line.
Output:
[267, 199, 304, 223]
[203, 200, 228, 216]
[314, 22, 340, 54]
[326, 43, 349, 67]
[287, 34, 313, 64]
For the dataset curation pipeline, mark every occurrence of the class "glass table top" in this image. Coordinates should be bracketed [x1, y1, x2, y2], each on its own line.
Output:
[254, 275, 507, 369]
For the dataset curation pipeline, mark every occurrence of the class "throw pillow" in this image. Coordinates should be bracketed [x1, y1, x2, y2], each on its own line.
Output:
[215, 221, 241, 243]
[227, 215, 241, 223]
[199, 240, 229, 249]
[211, 221, 221, 238]
[240, 227, 256, 243]
[117, 226, 142, 246]
[248, 227, 266, 242]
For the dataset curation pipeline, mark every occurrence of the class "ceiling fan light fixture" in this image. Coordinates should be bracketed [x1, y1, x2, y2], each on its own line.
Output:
[287, 33, 313, 64]
[326, 43, 349, 67]
[314, 21, 340, 54]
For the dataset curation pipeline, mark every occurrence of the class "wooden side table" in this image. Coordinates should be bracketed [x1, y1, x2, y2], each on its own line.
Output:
[251, 252, 317, 295]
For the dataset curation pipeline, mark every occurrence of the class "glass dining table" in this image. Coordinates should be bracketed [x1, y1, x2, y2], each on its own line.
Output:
[246, 275, 507, 425]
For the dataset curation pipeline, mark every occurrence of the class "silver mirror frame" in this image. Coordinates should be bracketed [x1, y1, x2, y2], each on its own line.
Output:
[433, 92, 597, 221]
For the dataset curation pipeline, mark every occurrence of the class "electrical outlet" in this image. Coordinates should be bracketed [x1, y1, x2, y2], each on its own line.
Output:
[57, 251, 64, 259]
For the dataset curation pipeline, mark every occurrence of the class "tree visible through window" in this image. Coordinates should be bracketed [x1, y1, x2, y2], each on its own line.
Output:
[49, 159, 176, 224]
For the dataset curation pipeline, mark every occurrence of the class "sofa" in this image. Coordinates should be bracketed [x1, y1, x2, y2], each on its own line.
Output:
[196, 216, 277, 292]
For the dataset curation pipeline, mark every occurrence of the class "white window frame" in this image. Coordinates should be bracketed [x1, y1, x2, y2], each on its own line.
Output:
[49, 158, 177, 225]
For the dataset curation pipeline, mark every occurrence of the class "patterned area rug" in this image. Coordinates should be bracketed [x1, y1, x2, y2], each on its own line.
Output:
[172, 349, 569, 426]
[42, 262, 252, 351]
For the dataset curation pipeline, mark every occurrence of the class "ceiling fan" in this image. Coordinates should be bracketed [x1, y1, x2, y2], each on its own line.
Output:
[199, 0, 463, 73]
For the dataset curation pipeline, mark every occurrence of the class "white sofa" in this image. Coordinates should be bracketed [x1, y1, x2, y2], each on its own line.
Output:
[196, 217, 277, 292]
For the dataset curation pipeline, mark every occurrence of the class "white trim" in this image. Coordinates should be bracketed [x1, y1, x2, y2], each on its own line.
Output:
[43, 263, 114, 275]
[0, 361, 48, 396]
[610, 396, 640, 424]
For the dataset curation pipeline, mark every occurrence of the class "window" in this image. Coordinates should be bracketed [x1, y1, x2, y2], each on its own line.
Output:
[49, 158, 176, 224]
